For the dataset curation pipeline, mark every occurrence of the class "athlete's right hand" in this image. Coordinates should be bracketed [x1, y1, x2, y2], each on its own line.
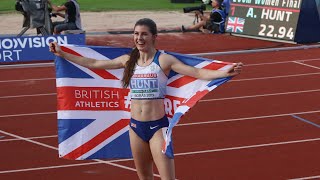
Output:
[49, 42, 62, 57]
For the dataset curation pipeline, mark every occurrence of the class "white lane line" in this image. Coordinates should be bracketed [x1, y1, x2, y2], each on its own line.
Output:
[1, 73, 320, 100]
[188, 45, 320, 56]
[0, 112, 56, 118]
[0, 162, 103, 174]
[289, 175, 320, 180]
[293, 61, 320, 70]
[245, 58, 320, 67]
[0, 93, 56, 99]
[177, 110, 320, 126]
[0, 130, 57, 150]
[175, 137, 320, 156]
[2, 110, 320, 144]
[1, 112, 319, 175]
[93, 160, 161, 178]
[295, 58, 320, 62]
[0, 58, 320, 84]
[2, 88, 320, 101]
[0, 129, 158, 177]
[1, 135, 319, 175]
[1, 110, 320, 128]
[0, 63, 53, 69]
[231, 72, 320, 82]
[0, 135, 57, 142]
[200, 89, 320, 102]
[0, 156, 134, 174]
[0, 78, 55, 83]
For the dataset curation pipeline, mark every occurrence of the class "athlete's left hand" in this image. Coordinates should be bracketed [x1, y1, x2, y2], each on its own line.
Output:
[227, 62, 243, 76]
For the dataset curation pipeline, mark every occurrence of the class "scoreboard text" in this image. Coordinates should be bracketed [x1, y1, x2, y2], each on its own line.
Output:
[226, 0, 303, 41]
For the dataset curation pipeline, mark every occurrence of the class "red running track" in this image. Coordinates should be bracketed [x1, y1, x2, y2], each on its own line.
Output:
[0, 33, 319, 180]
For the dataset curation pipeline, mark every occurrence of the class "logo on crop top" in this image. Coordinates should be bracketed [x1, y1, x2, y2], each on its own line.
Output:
[130, 73, 160, 98]
[132, 73, 157, 78]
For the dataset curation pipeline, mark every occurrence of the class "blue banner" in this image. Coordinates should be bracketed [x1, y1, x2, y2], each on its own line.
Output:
[0, 34, 85, 63]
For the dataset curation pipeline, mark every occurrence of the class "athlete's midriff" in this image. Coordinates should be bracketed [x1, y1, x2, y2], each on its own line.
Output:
[130, 99, 165, 122]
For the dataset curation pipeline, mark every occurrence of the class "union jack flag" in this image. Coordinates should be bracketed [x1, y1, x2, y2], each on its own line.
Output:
[226, 17, 245, 33]
[55, 45, 233, 160]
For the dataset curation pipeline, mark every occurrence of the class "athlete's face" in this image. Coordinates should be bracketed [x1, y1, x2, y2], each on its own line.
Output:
[133, 25, 157, 52]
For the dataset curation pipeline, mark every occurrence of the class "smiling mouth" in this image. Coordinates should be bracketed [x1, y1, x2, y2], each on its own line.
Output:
[137, 41, 145, 44]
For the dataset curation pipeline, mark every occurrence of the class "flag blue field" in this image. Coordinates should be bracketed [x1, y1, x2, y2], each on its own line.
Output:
[55, 45, 233, 160]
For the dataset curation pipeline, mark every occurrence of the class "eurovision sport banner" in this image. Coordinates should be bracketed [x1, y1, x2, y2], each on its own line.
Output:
[0, 34, 85, 63]
[55, 45, 233, 160]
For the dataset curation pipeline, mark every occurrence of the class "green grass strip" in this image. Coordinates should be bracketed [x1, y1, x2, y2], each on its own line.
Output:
[1, 0, 205, 13]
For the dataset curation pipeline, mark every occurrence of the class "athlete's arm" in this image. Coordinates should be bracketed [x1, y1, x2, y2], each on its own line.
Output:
[160, 53, 243, 80]
[49, 42, 127, 69]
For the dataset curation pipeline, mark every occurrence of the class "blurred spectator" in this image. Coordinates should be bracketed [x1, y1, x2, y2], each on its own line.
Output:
[48, 0, 82, 34]
[182, 0, 226, 34]
[222, 0, 231, 16]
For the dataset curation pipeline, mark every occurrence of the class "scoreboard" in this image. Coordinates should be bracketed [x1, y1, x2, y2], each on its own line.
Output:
[226, 0, 303, 42]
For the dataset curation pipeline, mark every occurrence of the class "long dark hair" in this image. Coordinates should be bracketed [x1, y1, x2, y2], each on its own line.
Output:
[122, 18, 158, 88]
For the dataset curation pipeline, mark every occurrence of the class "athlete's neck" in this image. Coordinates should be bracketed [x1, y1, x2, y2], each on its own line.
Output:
[139, 48, 157, 64]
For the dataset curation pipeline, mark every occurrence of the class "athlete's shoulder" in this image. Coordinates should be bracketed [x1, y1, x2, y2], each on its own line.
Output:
[158, 52, 181, 70]
[158, 52, 176, 61]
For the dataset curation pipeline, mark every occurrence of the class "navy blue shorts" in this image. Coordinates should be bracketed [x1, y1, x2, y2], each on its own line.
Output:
[130, 116, 169, 142]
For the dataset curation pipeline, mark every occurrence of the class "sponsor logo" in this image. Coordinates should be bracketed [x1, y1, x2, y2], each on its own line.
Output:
[131, 123, 137, 128]
[150, 125, 159, 130]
